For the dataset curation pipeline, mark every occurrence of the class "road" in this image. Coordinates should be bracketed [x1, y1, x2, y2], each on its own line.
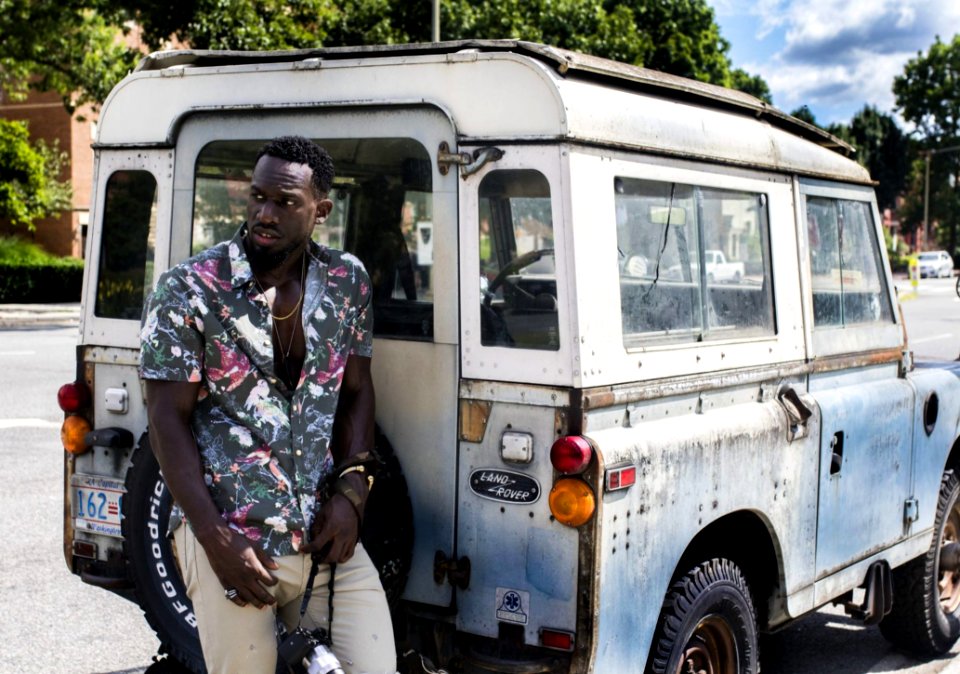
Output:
[0, 276, 958, 673]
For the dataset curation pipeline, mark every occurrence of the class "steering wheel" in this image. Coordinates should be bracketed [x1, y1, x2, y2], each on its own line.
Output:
[484, 249, 554, 306]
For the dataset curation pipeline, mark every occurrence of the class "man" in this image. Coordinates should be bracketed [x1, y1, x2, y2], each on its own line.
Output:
[140, 136, 396, 674]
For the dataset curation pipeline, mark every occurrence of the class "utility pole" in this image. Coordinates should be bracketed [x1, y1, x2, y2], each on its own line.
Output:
[922, 143, 960, 249]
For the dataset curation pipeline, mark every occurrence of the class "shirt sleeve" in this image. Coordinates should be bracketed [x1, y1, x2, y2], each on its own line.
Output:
[349, 261, 374, 358]
[139, 269, 205, 382]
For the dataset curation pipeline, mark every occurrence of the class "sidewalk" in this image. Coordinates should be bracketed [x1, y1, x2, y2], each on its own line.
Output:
[0, 302, 81, 329]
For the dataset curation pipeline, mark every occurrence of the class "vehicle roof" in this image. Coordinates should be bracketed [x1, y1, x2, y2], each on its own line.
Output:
[97, 40, 870, 183]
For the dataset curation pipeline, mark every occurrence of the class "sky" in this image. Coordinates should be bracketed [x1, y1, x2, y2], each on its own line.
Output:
[707, 0, 960, 127]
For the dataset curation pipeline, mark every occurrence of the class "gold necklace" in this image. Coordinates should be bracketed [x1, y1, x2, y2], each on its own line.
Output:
[253, 254, 306, 321]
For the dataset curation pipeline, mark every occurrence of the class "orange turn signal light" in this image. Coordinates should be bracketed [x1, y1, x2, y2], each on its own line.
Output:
[61, 415, 92, 454]
[549, 477, 596, 527]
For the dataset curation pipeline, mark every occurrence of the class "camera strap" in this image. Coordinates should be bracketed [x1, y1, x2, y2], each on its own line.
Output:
[297, 557, 337, 636]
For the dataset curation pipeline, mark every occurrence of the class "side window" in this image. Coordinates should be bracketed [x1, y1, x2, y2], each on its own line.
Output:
[806, 196, 892, 327]
[193, 138, 434, 340]
[478, 169, 559, 350]
[615, 177, 774, 346]
[95, 170, 158, 319]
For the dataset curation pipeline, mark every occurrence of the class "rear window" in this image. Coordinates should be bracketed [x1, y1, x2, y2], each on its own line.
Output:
[94, 170, 158, 320]
[193, 138, 434, 340]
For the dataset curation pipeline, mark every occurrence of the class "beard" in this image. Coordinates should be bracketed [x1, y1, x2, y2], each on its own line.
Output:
[244, 223, 302, 271]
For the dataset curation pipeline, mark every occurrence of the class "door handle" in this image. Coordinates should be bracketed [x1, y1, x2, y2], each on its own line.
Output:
[778, 386, 813, 441]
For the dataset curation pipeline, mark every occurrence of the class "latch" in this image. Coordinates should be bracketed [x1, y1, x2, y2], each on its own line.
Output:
[777, 386, 813, 442]
[434, 550, 471, 589]
[437, 142, 504, 177]
[904, 497, 919, 525]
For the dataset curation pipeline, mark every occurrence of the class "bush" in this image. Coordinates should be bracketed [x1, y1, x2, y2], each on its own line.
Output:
[0, 236, 83, 302]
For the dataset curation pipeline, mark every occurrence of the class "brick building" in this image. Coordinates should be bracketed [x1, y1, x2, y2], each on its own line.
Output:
[0, 89, 96, 258]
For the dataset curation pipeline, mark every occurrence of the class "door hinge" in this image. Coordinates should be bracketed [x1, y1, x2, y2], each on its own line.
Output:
[437, 142, 504, 177]
[434, 550, 471, 589]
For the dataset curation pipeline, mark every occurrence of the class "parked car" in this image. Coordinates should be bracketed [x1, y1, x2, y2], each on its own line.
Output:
[59, 41, 960, 674]
[918, 250, 954, 278]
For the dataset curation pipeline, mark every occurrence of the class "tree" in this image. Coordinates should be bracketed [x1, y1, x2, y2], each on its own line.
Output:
[0, 119, 72, 228]
[0, 0, 770, 112]
[828, 106, 909, 213]
[894, 34, 960, 252]
[0, 0, 138, 113]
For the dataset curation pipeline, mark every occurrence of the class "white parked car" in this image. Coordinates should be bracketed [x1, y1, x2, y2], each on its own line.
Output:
[918, 250, 954, 278]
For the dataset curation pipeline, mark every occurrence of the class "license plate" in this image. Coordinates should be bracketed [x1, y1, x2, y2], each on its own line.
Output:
[71, 474, 125, 538]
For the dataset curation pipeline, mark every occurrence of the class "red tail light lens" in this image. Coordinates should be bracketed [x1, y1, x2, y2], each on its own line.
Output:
[58, 381, 90, 413]
[550, 435, 593, 474]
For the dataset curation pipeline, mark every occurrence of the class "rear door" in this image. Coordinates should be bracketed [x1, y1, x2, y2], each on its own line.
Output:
[173, 107, 459, 607]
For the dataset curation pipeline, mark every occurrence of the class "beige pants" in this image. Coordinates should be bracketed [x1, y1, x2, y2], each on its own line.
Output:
[174, 525, 397, 674]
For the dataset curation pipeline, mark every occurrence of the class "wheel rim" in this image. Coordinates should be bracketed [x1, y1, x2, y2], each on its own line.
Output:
[939, 501, 960, 613]
[675, 614, 738, 674]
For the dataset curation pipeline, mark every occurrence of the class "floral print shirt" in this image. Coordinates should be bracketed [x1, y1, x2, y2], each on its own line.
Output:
[139, 227, 372, 556]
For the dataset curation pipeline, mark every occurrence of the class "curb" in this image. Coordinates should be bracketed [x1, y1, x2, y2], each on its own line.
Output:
[0, 303, 80, 329]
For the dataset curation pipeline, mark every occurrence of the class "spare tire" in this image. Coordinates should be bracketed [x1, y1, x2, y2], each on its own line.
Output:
[122, 429, 413, 672]
[123, 436, 205, 673]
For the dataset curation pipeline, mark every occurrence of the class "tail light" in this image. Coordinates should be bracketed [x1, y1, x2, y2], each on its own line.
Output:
[549, 477, 595, 527]
[58, 381, 90, 413]
[59, 380, 92, 454]
[62, 415, 92, 454]
[550, 435, 593, 474]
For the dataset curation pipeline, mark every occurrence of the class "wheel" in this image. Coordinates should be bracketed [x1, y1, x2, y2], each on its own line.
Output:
[880, 471, 960, 655]
[955, 275, 960, 299]
[123, 438, 205, 673]
[649, 558, 758, 674]
[122, 430, 414, 672]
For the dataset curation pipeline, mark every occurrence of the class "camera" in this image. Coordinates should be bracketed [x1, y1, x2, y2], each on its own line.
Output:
[278, 625, 345, 674]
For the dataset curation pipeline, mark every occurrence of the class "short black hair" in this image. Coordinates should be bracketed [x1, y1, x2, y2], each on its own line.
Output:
[256, 136, 335, 196]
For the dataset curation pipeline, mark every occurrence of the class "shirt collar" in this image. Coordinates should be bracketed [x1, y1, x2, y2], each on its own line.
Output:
[228, 224, 329, 290]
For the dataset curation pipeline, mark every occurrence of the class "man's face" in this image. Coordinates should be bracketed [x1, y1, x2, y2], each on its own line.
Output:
[245, 154, 333, 269]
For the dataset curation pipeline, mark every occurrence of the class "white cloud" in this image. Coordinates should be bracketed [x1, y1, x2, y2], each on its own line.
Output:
[730, 0, 960, 123]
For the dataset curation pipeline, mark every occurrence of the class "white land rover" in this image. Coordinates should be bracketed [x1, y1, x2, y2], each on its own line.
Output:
[59, 41, 960, 674]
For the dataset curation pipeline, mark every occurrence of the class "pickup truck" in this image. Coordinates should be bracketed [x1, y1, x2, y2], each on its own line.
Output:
[705, 249, 745, 282]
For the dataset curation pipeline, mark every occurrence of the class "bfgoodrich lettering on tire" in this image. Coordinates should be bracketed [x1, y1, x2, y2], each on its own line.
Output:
[650, 558, 758, 674]
[880, 470, 960, 655]
[122, 437, 205, 673]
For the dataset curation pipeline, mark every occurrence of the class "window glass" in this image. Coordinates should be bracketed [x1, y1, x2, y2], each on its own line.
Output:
[95, 170, 158, 319]
[193, 138, 434, 340]
[806, 196, 892, 327]
[479, 170, 559, 350]
[615, 177, 774, 346]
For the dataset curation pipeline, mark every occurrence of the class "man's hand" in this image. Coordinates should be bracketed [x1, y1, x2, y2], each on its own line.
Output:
[197, 523, 279, 608]
[301, 491, 361, 563]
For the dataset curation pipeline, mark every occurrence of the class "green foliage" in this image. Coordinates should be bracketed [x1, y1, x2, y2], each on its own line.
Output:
[0, 0, 139, 112]
[894, 34, 960, 252]
[0, 0, 770, 112]
[0, 119, 72, 229]
[828, 106, 910, 213]
[789, 106, 818, 127]
[0, 236, 83, 302]
[730, 68, 771, 104]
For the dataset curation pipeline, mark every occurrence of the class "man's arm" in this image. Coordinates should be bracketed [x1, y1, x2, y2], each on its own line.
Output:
[301, 354, 375, 562]
[146, 379, 278, 607]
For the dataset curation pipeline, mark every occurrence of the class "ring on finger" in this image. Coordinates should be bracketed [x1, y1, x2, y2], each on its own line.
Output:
[224, 587, 239, 601]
